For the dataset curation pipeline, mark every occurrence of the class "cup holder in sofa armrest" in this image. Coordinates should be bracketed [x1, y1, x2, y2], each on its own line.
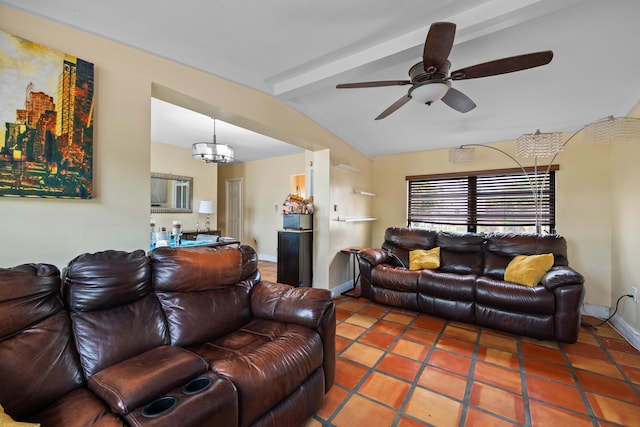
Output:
[182, 376, 213, 395]
[141, 396, 178, 418]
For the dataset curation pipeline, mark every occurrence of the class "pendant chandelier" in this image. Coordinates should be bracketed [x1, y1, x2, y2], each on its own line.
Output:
[192, 118, 234, 164]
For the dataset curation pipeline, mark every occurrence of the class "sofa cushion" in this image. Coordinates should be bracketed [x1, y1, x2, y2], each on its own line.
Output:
[187, 319, 324, 427]
[505, 254, 554, 287]
[485, 233, 569, 266]
[63, 250, 169, 378]
[409, 247, 440, 270]
[436, 232, 485, 275]
[381, 227, 438, 267]
[0, 264, 85, 419]
[476, 276, 555, 314]
[417, 270, 476, 323]
[0, 405, 39, 427]
[29, 388, 124, 427]
[371, 265, 420, 292]
[150, 247, 256, 346]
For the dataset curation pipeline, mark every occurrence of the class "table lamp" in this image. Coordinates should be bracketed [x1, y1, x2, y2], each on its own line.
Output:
[199, 200, 216, 232]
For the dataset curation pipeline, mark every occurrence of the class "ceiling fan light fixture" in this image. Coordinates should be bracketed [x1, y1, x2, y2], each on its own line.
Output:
[409, 80, 451, 105]
[192, 118, 234, 164]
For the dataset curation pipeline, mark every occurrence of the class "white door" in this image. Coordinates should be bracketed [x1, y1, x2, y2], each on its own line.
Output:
[225, 178, 242, 241]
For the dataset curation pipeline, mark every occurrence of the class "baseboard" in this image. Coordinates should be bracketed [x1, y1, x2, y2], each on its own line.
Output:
[258, 254, 277, 262]
[581, 303, 610, 319]
[331, 280, 356, 299]
[582, 303, 640, 350]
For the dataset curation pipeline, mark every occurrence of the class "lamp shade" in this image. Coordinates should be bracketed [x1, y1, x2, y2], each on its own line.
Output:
[409, 80, 451, 104]
[516, 130, 563, 158]
[199, 200, 216, 214]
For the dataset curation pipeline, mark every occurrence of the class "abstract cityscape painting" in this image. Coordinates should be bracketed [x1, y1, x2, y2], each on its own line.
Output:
[0, 30, 94, 198]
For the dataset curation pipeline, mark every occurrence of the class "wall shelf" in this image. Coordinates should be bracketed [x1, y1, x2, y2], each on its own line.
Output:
[335, 216, 377, 222]
[353, 189, 376, 196]
[332, 162, 360, 172]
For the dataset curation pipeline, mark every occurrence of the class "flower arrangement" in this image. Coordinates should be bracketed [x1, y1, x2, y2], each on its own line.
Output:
[282, 193, 314, 215]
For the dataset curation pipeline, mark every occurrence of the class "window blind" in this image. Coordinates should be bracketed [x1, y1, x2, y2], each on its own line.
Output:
[407, 167, 557, 233]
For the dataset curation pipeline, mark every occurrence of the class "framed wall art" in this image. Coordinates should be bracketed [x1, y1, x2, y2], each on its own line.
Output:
[0, 30, 94, 198]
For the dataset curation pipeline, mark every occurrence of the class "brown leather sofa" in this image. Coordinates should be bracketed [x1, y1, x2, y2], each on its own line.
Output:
[358, 227, 585, 343]
[0, 245, 335, 427]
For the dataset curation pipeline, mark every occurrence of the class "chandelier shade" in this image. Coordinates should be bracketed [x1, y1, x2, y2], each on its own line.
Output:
[583, 116, 640, 144]
[449, 147, 475, 163]
[192, 118, 234, 164]
[516, 129, 563, 158]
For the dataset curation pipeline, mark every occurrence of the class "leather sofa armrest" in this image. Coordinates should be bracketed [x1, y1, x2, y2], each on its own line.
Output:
[88, 345, 208, 415]
[250, 280, 333, 329]
[358, 248, 391, 267]
[541, 266, 585, 291]
[251, 280, 336, 392]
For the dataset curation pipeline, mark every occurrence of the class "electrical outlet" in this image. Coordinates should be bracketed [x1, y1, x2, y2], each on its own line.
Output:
[631, 286, 638, 303]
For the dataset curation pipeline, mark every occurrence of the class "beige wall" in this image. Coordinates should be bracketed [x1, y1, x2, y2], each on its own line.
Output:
[150, 142, 217, 233]
[611, 103, 640, 334]
[0, 6, 369, 271]
[217, 149, 376, 291]
[217, 152, 306, 258]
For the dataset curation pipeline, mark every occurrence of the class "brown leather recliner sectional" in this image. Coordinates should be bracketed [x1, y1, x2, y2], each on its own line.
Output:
[358, 227, 585, 343]
[0, 245, 335, 427]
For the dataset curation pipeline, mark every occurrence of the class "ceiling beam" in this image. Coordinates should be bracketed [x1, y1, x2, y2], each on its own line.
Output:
[271, 0, 587, 100]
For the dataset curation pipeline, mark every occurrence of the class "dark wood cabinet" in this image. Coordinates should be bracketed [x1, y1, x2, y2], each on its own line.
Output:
[277, 230, 312, 287]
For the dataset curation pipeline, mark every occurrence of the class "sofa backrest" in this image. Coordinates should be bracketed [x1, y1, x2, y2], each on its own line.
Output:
[381, 227, 438, 267]
[150, 245, 260, 347]
[436, 231, 485, 275]
[63, 250, 169, 378]
[0, 264, 85, 419]
[483, 233, 569, 279]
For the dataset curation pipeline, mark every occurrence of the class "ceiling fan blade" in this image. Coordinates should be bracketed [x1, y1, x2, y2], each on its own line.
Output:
[423, 22, 456, 73]
[336, 80, 411, 89]
[451, 50, 553, 80]
[441, 87, 476, 113]
[375, 94, 412, 120]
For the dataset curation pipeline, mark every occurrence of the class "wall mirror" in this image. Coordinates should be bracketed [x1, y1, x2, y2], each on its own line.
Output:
[150, 172, 193, 213]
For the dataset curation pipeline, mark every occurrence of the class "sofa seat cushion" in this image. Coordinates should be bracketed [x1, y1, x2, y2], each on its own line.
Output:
[476, 276, 554, 314]
[187, 319, 324, 427]
[417, 271, 476, 323]
[371, 265, 420, 292]
[29, 388, 124, 427]
[417, 270, 475, 300]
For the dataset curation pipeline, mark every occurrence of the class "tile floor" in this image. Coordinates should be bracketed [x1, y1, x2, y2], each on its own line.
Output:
[257, 261, 640, 427]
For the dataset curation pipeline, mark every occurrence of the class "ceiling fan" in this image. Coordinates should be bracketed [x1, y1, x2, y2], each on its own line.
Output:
[336, 22, 553, 120]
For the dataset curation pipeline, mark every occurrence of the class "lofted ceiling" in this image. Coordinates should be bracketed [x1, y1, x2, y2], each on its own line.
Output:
[3, 0, 640, 162]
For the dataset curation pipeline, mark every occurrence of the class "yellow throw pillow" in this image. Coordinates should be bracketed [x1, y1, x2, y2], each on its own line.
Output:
[504, 253, 554, 287]
[409, 247, 440, 271]
[0, 405, 40, 426]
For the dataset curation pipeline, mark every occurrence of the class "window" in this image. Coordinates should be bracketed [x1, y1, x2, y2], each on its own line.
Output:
[173, 180, 191, 210]
[407, 166, 557, 234]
